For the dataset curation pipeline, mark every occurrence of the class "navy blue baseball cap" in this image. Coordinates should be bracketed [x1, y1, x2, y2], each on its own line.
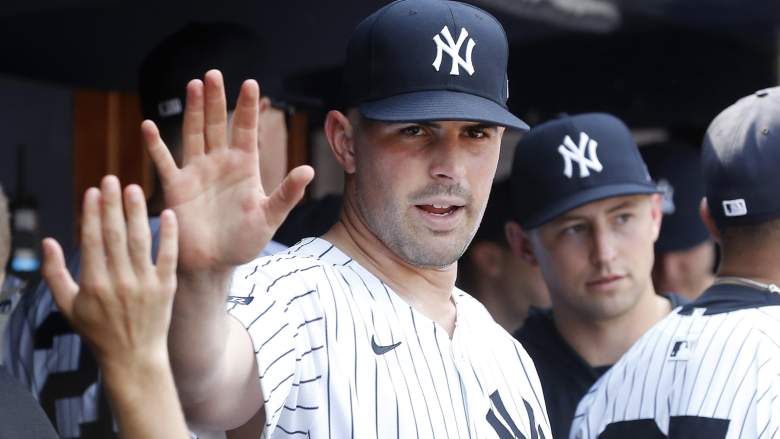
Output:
[139, 22, 285, 125]
[510, 113, 659, 229]
[642, 142, 710, 252]
[342, 0, 528, 131]
[702, 87, 780, 227]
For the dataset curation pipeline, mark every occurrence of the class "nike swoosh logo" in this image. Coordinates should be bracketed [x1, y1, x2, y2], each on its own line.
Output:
[371, 335, 402, 355]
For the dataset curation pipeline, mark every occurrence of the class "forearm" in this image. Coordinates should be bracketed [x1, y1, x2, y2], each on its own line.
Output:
[101, 354, 189, 439]
[168, 270, 264, 429]
[168, 269, 233, 387]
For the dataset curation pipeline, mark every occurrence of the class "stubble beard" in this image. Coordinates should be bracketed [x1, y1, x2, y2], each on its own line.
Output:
[353, 178, 483, 269]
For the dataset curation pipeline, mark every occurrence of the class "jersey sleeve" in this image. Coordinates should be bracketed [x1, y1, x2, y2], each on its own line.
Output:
[227, 255, 327, 437]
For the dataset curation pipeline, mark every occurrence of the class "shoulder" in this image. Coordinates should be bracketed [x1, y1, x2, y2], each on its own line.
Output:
[229, 238, 340, 295]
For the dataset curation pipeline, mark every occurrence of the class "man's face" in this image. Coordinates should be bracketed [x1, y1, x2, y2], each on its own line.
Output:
[352, 119, 504, 268]
[528, 194, 662, 321]
[652, 240, 715, 300]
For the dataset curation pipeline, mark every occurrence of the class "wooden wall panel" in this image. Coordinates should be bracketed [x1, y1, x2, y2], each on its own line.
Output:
[72, 90, 146, 241]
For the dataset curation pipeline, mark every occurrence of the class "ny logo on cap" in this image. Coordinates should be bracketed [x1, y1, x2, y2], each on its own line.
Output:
[432, 26, 476, 76]
[558, 132, 603, 178]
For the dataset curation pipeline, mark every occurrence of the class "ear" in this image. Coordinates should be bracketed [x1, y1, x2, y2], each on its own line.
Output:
[504, 221, 538, 266]
[649, 193, 664, 242]
[699, 197, 721, 243]
[469, 241, 504, 279]
[324, 110, 357, 174]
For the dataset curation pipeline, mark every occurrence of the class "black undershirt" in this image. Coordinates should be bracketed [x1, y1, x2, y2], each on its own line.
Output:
[513, 293, 688, 439]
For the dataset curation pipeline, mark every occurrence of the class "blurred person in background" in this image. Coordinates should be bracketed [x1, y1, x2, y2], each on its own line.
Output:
[0, 187, 59, 437]
[642, 142, 716, 300]
[457, 179, 550, 332]
[3, 21, 290, 439]
[0, 184, 28, 360]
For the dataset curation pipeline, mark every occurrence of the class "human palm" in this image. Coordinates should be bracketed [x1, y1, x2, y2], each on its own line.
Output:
[143, 70, 313, 273]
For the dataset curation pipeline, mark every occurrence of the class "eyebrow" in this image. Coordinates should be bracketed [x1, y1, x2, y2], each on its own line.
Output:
[405, 121, 499, 131]
[466, 123, 500, 132]
[551, 199, 640, 224]
[606, 199, 640, 213]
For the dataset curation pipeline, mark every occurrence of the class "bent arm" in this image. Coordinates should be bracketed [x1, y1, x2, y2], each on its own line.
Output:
[168, 271, 264, 431]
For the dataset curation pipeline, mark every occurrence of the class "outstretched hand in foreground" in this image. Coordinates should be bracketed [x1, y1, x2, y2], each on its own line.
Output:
[42, 175, 188, 439]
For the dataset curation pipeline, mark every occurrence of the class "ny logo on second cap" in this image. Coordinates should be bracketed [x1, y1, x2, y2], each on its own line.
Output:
[558, 132, 603, 178]
[432, 26, 476, 76]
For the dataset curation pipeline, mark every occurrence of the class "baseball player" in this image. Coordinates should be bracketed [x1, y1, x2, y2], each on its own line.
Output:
[505, 113, 688, 438]
[642, 142, 716, 301]
[2, 22, 287, 439]
[571, 88, 780, 438]
[139, 0, 551, 437]
[457, 179, 550, 332]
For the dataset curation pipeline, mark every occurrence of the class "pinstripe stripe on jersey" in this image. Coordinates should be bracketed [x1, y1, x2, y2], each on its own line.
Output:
[1, 219, 285, 439]
[228, 237, 551, 438]
[571, 285, 780, 439]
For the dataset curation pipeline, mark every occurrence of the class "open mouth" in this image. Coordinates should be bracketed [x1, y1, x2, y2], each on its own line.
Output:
[416, 204, 462, 216]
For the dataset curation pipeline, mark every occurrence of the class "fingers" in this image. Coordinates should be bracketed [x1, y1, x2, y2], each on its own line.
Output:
[101, 176, 133, 276]
[265, 165, 315, 228]
[80, 187, 108, 287]
[204, 70, 228, 152]
[142, 120, 178, 185]
[155, 209, 179, 290]
[182, 79, 206, 162]
[42, 238, 78, 319]
[124, 185, 152, 272]
[230, 80, 260, 155]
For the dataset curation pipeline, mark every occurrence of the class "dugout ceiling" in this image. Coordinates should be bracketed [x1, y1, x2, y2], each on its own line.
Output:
[1, 0, 778, 126]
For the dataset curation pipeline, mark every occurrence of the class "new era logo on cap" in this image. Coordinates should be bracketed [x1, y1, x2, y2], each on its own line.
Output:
[432, 26, 476, 76]
[558, 131, 604, 178]
[722, 199, 748, 217]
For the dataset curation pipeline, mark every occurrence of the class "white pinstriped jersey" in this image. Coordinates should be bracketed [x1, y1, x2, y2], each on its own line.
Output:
[1, 216, 286, 439]
[570, 283, 780, 439]
[228, 237, 551, 439]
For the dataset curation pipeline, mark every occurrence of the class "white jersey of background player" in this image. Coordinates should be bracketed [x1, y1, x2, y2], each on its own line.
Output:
[144, 1, 551, 438]
[571, 88, 780, 439]
[2, 216, 284, 439]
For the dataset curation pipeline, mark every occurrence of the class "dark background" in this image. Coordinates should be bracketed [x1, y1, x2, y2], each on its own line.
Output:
[1, 0, 778, 254]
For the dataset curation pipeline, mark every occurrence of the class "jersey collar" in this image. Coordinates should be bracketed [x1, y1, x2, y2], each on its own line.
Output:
[678, 282, 780, 316]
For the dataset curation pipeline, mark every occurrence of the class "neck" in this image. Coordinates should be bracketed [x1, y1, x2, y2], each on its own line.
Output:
[553, 284, 670, 367]
[323, 195, 458, 335]
[718, 245, 780, 287]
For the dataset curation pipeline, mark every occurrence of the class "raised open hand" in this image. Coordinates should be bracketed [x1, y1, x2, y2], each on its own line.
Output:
[43, 176, 191, 439]
[143, 70, 314, 274]
[42, 175, 178, 371]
